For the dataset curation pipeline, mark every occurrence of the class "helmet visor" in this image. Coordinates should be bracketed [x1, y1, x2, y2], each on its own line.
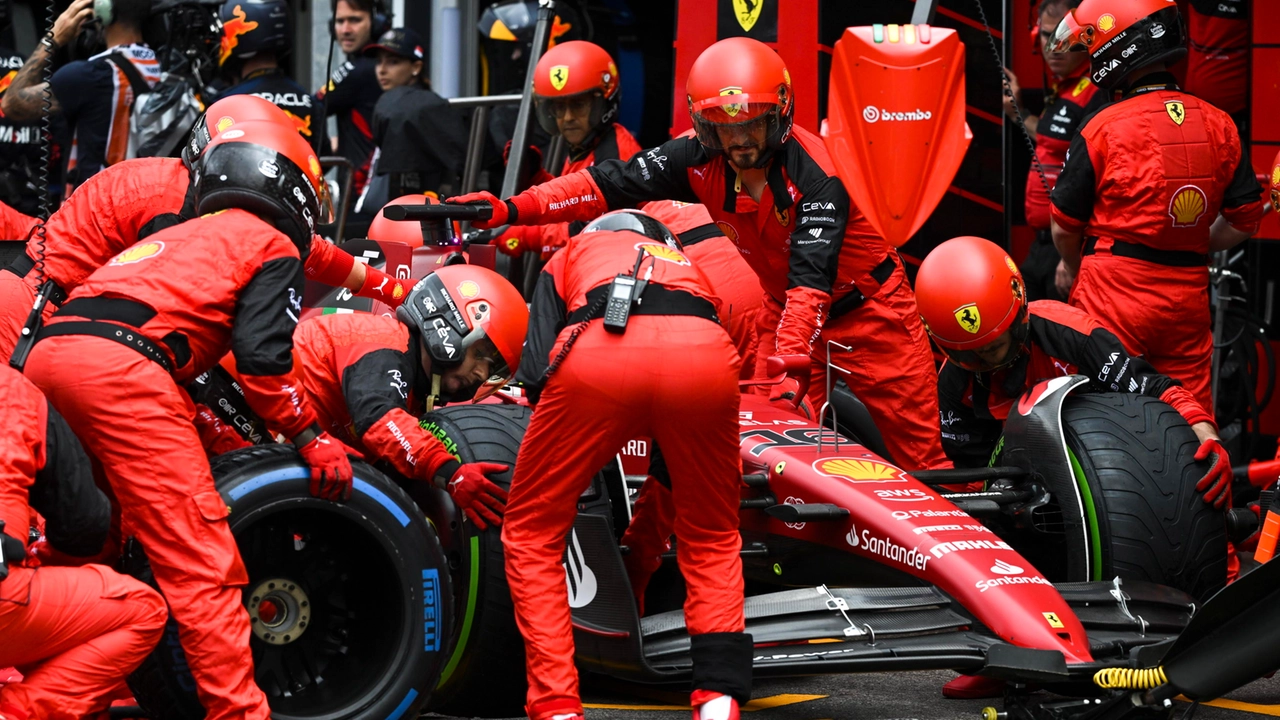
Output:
[534, 90, 604, 137]
[691, 110, 777, 152]
[1049, 12, 1091, 53]
[469, 334, 514, 401]
[937, 308, 1030, 373]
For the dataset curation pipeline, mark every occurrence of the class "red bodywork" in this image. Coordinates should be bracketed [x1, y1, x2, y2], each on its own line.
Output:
[823, 25, 972, 247]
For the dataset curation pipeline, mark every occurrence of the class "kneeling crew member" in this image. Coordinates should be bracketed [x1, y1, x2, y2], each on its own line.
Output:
[0, 364, 167, 719]
[505, 210, 751, 720]
[292, 265, 527, 528]
[25, 121, 352, 720]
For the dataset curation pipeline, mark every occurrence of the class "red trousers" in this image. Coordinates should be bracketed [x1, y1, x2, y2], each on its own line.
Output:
[1069, 257, 1213, 414]
[755, 264, 948, 470]
[26, 337, 270, 720]
[503, 317, 746, 720]
[0, 564, 166, 719]
[687, 238, 763, 380]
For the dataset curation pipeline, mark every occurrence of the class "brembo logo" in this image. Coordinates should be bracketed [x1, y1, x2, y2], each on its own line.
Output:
[863, 105, 933, 123]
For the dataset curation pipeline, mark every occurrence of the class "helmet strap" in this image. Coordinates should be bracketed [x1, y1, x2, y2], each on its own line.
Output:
[425, 373, 442, 413]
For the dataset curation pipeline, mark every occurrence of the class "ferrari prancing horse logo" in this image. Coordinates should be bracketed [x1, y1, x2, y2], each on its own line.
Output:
[733, 0, 763, 32]
[955, 304, 982, 334]
[549, 65, 569, 91]
[1165, 100, 1185, 126]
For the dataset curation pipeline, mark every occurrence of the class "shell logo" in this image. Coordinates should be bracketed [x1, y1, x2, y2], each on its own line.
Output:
[1097, 14, 1116, 33]
[109, 241, 166, 266]
[215, 115, 236, 134]
[716, 221, 739, 244]
[815, 458, 908, 483]
[457, 280, 480, 299]
[1003, 256, 1018, 274]
[1168, 185, 1207, 227]
[1270, 166, 1280, 188]
[392, 283, 406, 300]
[307, 156, 322, 181]
[635, 242, 690, 266]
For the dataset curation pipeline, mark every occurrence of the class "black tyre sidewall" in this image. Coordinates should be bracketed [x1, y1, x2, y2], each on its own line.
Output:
[129, 445, 451, 720]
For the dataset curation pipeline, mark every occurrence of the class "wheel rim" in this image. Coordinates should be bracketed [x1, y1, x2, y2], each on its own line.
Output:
[238, 508, 407, 716]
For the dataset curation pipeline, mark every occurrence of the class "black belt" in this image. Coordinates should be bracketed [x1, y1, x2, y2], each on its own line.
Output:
[568, 284, 720, 325]
[38, 297, 175, 372]
[829, 256, 896, 320]
[1081, 237, 1208, 268]
[3, 254, 67, 306]
[677, 223, 723, 248]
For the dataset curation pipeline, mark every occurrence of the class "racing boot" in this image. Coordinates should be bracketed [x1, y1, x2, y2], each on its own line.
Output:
[942, 674, 1006, 699]
[692, 690, 740, 720]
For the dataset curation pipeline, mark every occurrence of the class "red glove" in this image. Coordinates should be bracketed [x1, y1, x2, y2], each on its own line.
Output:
[298, 431, 354, 503]
[448, 462, 509, 530]
[1194, 437, 1232, 509]
[193, 403, 251, 457]
[447, 191, 509, 229]
[358, 263, 411, 308]
[495, 224, 541, 257]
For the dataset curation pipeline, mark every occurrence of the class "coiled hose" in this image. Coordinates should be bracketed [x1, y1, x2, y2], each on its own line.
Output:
[1093, 666, 1168, 690]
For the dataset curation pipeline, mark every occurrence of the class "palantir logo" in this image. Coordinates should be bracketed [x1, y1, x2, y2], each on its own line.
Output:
[564, 529, 598, 608]
[991, 559, 1024, 575]
[863, 105, 880, 123]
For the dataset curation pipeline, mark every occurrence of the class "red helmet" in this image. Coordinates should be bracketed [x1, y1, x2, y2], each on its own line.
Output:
[581, 209, 681, 249]
[1049, 0, 1185, 90]
[395, 265, 529, 401]
[1270, 149, 1280, 215]
[532, 41, 620, 145]
[183, 94, 291, 168]
[368, 194, 453, 247]
[686, 37, 794, 165]
[195, 120, 333, 253]
[915, 236, 1029, 372]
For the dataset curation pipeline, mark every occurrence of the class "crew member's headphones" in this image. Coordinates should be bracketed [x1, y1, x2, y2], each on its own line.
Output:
[93, 0, 114, 25]
[329, 0, 391, 41]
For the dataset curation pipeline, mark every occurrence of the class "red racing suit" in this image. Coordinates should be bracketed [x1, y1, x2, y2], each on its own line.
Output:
[0, 201, 36, 241]
[0, 157, 403, 360]
[506, 122, 643, 257]
[0, 365, 166, 720]
[937, 301, 1214, 467]
[292, 312, 461, 481]
[499, 127, 947, 468]
[1050, 74, 1264, 412]
[1184, 0, 1249, 116]
[25, 209, 324, 720]
[507, 229, 751, 720]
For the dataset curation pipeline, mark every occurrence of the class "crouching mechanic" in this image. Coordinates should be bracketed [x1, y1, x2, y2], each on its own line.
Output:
[23, 121, 352, 719]
[505, 209, 750, 720]
[290, 265, 527, 528]
[0, 93, 409, 361]
[454, 36, 948, 470]
[0, 365, 167, 719]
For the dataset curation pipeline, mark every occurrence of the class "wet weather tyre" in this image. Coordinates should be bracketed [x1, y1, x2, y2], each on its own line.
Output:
[1062, 393, 1227, 601]
[126, 444, 451, 719]
[421, 404, 529, 719]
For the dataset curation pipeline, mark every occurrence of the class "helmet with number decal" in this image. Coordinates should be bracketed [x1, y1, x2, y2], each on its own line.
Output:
[916, 236, 1030, 372]
[183, 94, 291, 168]
[395, 265, 528, 401]
[195, 120, 333, 254]
[1049, 0, 1185, 91]
[686, 37, 794, 167]
[581, 209, 681, 249]
[532, 41, 620, 148]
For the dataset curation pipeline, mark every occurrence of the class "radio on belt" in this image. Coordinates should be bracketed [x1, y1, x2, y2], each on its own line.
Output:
[603, 249, 652, 333]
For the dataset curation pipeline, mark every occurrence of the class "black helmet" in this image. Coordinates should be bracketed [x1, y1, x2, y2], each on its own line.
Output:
[581, 209, 682, 249]
[218, 0, 290, 67]
[194, 120, 331, 253]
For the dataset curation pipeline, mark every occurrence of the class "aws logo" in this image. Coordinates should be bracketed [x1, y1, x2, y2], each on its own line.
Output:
[109, 241, 165, 266]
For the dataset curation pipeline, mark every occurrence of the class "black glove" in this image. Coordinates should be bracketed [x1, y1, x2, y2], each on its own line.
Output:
[0, 521, 26, 583]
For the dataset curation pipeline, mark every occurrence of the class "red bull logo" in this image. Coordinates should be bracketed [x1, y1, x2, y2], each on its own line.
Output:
[282, 109, 312, 138]
[219, 5, 259, 65]
[109, 241, 166, 266]
[0, 71, 15, 97]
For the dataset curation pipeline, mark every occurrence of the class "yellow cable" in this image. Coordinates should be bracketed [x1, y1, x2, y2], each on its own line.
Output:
[1093, 666, 1168, 689]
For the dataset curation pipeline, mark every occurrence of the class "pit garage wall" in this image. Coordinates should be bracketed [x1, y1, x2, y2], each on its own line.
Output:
[670, 0, 1010, 267]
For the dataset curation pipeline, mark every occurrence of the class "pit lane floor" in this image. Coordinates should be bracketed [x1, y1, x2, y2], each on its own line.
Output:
[425, 670, 1280, 719]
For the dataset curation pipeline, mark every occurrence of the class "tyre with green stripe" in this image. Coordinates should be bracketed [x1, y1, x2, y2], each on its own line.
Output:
[420, 404, 528, 718]
[1061, 393, 1226, 601]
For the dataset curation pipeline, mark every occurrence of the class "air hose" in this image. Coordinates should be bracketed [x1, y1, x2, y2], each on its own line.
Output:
[1093, 666, 1168, 689]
